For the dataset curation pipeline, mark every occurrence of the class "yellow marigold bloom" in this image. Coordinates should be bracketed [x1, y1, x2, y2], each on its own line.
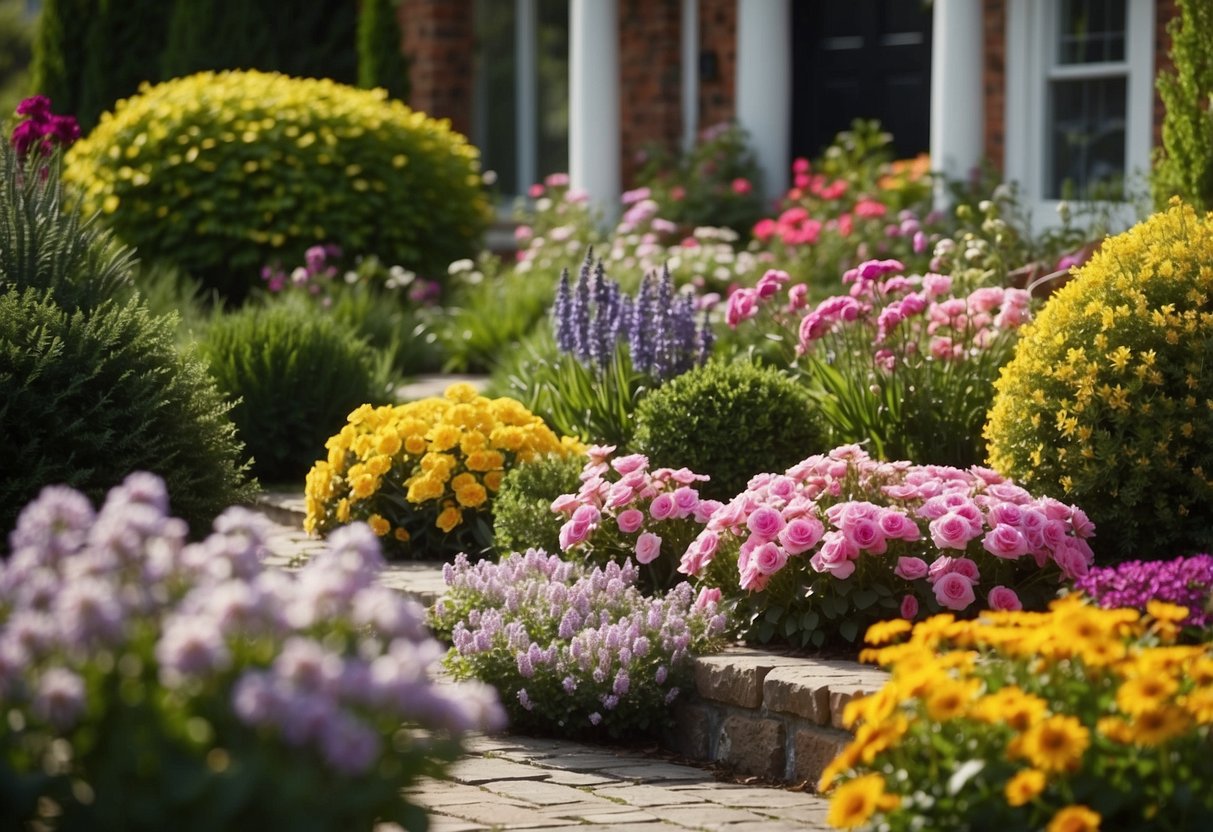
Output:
[850, 715, 909, 764]
[393, 527, 410, 542]
[817, 743, 861, 793]
[366, 454, 392, 477]
[1189, 657, 1213, 687]
[444, 382, 479, 403]
[404, 435, 428, 455]
[367, 514, 390, 536]
[406, 476, 444, 504]
[971, 686, 1049, 732]
[1115, 674, 1178, 716]
[451, 472, 477, 490]
[864, 618, 912, 646]
[455, 482, 488, 508]
[326, 444, 347, 470]
[428, 424, 461, 452]
[1047, 804, 1101, 832]
[460, 430, 488, 454]
[336, 498, 351, 523]
[924, 677, 981, 722]
[484, 470, 505, 491]
[1004, 768, 1046, 807]
[1096, 715, 1134, 744]
[1127, 705, 1191, 746]
[466, 449, 506, 472]
[376, 430, 402, 456]
[436, 505, 462, 533]
[826, 774, 900, 829]
[420, 452, 456, 475]
[1179, 687, 1213, 724]
[1017, 715, 1090, 773]
[1146, 600, 1190, 623]
[351, 474, 378, 501]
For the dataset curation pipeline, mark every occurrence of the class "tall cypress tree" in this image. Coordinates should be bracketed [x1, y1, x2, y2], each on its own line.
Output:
[358, 0, 410, 101]
[1152, 0, 1213, 211]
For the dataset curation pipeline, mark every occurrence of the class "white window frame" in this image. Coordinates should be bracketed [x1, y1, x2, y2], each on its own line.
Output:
[1005, 0, 1154, 230]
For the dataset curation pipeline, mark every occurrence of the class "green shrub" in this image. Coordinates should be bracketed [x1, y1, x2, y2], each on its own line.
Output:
[985, 201, 1213, 560]
[0, 0, 34, 119]
[357, 0, 409, 101]
[199, 300, 384, 484]
[0, 290, 255, 537]
[492, 453, 584, 556]
[1152, 0, 1213, 211]
[64, 69, 490, 299]
[29, 0, 90, 127]
[632, 359, 825, 501]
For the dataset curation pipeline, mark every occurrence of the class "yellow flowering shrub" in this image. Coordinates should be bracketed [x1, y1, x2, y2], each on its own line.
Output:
[985, 200, 1213, 559]
[821, 598, 1213, 830]
[305, 383, 581, 559]
[63, 70, 490, 298]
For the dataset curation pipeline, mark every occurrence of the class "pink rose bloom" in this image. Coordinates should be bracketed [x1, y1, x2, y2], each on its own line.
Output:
[746, 506, 786, 540]
[787, 283, 809, 311]
[671, 487, 700, 517]
[739, 563, 770, 592]
[929, 511, 980, 550]
[778, 517, 825, 555]
[988, 501, 1023, 527]
[933, 572, 976, 611]
[1041, 518, 1069, 550]
[617, 509, 645, 534]
[948, 557, 981, 582]
[809, 531, 857, 579]
[844, 517, 886, 554]
[1070, 507, 1096, 538]
[900, 594, 919, 620]
[635, 532, 662, 565]
[753, 218, 778, 242]
[611, 454, 649, 475]
[649, 493, 676, 521]
[694, 499, 724, 524]
[550, 494, 580, 514]
[586, 444, 616, 464]
[571, 504, 600, 527]
[921, 272, 952, 298]
[605, 483, 636, 509]
[694, 587, 722, 610]
[987, 585, 1023, 612]
[753, 542, 789, 576]
[696, 530, 720, 559]
[766, 475, 797, 501]
[725, 288, 758, 328]
[559, 519, 591, 550]
[894, 556, 929, 581]
[878, 510, 921, 542]
[1053, 540, 1091, 580]
[732, 177, 752, 195]
[982, 524, 1029, 559]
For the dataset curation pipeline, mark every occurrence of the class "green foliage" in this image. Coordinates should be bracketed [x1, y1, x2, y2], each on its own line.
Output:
[0, 0, 33, 120]
[30, 0, 90, 126]
[985, 201, 1213, 560]
[632, 359, 824, 501]
[63, 69, 490, 300]
[199, 300, 384, 484]
[357, 0, 409, 101]
[0, 290, 255, 537]
[1152, 0, 1213, 211]
[491, 453, 584, 556]
[78, 0, 172, 132]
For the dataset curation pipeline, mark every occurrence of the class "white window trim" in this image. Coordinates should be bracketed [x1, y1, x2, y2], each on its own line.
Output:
[1005, 0, 1154, 230]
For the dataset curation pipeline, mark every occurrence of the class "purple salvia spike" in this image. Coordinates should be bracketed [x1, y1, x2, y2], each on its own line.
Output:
[553, 267, 574, 354]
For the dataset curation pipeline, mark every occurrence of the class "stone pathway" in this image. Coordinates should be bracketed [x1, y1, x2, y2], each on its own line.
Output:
[256, 502, 834, 831]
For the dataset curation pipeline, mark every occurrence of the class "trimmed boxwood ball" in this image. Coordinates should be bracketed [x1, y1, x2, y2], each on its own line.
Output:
[632, 359, 826, 501]
[985, 200, 1213, 560]
[63, 69, 490, 299]
[199, 300, 384, 484]
[492, 453, 585, 556]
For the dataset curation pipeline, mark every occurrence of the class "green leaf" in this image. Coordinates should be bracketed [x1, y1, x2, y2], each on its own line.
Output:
[839, 618, 860, 643]
[852, 589, 879, 610]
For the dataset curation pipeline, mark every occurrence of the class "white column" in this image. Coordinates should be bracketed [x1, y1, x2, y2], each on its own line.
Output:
[681, 0, 700, 152]
[735, 0, 790, 200]
[569, 0, 621, 218]
[930, 0, 984, 207]
[516, 0, 538, 193]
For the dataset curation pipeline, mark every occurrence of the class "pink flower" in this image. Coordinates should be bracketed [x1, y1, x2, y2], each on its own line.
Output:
[726, 288, 758, 328]
[753, 542, 788, 576]
[753, 218, 778, 242]
[921, 272, 952, 298]
[635, 532, 662, 565]
[528, 183, 545, 198]
[778, 517, 825, 555]
[694, 499, 723, 524]
[671, 185, 686, 201]
[787, 283, 809, 311]
[987, 585, 1022, 612]
[617, 509, 645, 534]
[929, 511, 980, 550]
[611, 454, 649, 475]
[695, 587, 722, 610]
[792, 157, 811, 175]
[671, 487, 700, 518]
[894, 556, 929, 581]
[982, 524, 1029, 559]
[988, 502, 1023, 527]
[844, 517, 886, 554]
[755, 269, 791, 299]
[1070, 507, 1096, 538]
[559, 519, 591, 550]
[878, 511, 921, 542]
[1053, 540, 1092, 580]
[731, 177, 752, 195]
[746, 506, 786, 539]
[809, 531, 857, 579]
[550, 494, 580, 514]
[605, 483, 635, 509]
[854, 199, 887, 219]
[900, 594, 919, 620]
[933, 572, 976, 611]
[649, 493, 677, 521]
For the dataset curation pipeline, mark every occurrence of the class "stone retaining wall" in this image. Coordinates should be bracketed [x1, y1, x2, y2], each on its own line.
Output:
[663, 648, 889, 786]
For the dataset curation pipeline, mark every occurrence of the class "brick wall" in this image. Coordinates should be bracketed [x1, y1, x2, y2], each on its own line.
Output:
[1153, 0, 1178, 150]
[399, 0, 475, 138]
[982, 0, 1007, 175]
[619, 0, 684, 185]
[698, 0, 736, 134]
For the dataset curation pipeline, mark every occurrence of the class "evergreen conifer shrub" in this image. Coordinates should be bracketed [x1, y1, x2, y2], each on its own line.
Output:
[1152, 0, 1213, 211]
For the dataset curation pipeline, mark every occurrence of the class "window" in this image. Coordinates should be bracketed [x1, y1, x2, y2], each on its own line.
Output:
[472, 0, 569, 199]
[1005, 0, 1153, 223]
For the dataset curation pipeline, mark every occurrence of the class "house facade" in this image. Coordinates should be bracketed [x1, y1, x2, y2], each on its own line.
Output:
[401, 0, 1177, 225]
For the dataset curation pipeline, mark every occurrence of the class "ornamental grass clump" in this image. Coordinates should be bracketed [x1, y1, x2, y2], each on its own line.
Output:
[681, 445, 1094, 648]
[1074, 553, 1213, 634]
[729, 260, 1031, 467]
[551, 445, 719, 590]
[0, 473, 503, 831]
[305, 383, 582, 560]
[431, 549, 727, 739]
[985, 200, 1213, 559]
[821, 597, 1213, 831]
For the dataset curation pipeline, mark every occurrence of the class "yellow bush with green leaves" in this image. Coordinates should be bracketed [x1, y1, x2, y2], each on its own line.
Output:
[64, 70, 490, 298]
[984, 200, 1213, 559]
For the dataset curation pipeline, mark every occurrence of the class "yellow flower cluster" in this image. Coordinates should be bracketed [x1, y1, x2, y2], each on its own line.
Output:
[820, 597, 1212, 829]
[984, 199, 1213, 558]
[305, 384, 581, 557]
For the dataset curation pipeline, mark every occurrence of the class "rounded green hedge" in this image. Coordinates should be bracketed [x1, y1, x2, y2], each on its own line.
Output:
[64, 69, 490, 298]
[492, 453, 585, 556]
[632, 360, 826, 501]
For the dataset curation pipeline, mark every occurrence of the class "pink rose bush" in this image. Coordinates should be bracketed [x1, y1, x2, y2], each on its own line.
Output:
[679, 445, 1095, 648]
[725, 257, 1032, 468]
[552, 446, 719, 590]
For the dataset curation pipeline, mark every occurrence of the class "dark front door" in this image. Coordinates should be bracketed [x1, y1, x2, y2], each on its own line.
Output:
[791, 1, 933, 160]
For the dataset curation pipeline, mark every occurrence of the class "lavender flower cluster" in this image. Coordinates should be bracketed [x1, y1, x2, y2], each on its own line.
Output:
[0, 474, 503, 825]
[432, 549, 726, 738]
[551, 253, 714, 381]
[1074, 554, 1213, 630]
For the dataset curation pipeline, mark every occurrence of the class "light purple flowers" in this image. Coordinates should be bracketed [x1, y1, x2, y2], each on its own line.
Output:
[1075, 554, 1213, 629]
